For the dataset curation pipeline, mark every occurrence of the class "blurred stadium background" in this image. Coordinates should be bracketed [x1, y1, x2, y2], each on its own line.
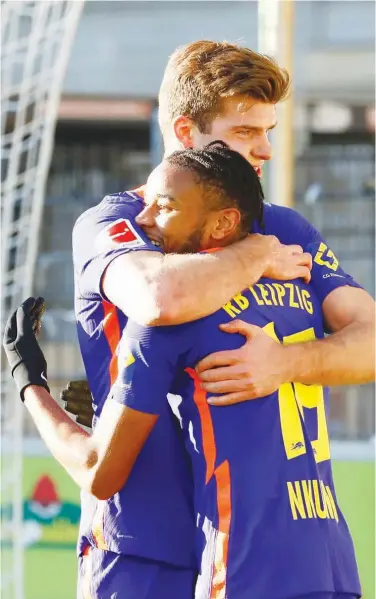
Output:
[1, 1, 375, 598]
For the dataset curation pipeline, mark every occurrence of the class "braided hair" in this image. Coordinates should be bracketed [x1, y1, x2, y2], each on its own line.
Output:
[166, 140, 264, 234]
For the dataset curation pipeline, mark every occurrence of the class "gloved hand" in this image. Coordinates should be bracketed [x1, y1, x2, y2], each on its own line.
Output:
[3, 297, 49, 401]
[61, 380, 94, 429]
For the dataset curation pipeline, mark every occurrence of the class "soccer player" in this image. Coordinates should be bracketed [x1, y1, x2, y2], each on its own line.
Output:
[4, 143, 361, 599]
[109, 144, 363, 599]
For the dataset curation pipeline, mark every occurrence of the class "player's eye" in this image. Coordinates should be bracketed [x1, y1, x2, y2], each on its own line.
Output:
[235, 129, 252, 138]
[158, 204, 173, 213]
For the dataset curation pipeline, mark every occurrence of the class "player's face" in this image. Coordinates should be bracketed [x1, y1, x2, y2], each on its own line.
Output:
[182, 97, 276, 178]
[137, 164, 218, 254]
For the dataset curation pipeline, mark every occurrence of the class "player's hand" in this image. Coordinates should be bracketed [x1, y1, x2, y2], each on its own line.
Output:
[196, 319, 290, 405]
[262, 236, 312, 283]
[239, 234, 312, 284]
[61, 380, 94, 429]
[3, 297, 50, 401]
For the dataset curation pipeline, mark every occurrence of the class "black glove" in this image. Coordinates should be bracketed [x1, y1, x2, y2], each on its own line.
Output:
[61, 380, 94, 429]
[3, 297, 49, 401]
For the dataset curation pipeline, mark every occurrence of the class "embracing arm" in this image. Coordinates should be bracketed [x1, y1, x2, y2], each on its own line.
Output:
[104, 235, 311, 326]
[195, 216, 376, 403]
[74, 201, 311, 327]
[23, 385, 157, 499]
[284, 286, 375, 386]
[198, 286, 375, 405]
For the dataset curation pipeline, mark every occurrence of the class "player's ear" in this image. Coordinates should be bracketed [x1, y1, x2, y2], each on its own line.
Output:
[173, 116, 194, 149]
[211, 208, 241, 241]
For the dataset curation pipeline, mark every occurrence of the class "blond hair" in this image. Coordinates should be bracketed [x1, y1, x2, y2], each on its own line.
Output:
[158, 40, 290, 135]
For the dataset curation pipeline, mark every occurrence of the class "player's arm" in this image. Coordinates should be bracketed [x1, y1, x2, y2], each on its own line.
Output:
[282, 225, 375, 385]
[23, 386, 157, 499]
[80, 312, 190, 499]
[276, 235, 375, 385]
[198, 233, 375, 404]
[278, 211, 375, 385]
[74, 203, 311, 327]
[282, 282, 375, 387]
[3, 298, 177, 498]
[103, 235, 312, 326]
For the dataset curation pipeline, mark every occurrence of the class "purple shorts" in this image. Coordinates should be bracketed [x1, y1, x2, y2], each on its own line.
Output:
[77, 547, 197, 599]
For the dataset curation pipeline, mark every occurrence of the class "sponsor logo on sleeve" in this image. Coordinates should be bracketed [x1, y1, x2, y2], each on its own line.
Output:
[97, 218, 145, 250]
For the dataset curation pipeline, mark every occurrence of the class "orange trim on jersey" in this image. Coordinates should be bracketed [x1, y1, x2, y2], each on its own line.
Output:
[92, 500, 108, 551]
[186, 369, 232, 598]
[92, 304, 117, 551]
[131, 184, 146, 199]
[186, 368, 216, 483]
[211, 460, 232, 599]
[102, 300, 121, 385]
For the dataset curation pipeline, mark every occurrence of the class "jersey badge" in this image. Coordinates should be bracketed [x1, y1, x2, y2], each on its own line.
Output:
[97, 218, 144, 250]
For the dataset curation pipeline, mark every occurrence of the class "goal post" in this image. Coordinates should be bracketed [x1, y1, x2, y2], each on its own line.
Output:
[1, 2, 84, 597]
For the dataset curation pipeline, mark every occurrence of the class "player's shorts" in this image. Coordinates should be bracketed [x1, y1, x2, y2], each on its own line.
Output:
[77, 546, 197, 599]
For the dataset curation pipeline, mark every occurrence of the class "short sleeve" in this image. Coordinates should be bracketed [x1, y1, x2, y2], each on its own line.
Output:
[73, 194, 162, 299]
[260, 204, 362, 303]
[307, 240, 362, 304]
[109, 321, 188, 415]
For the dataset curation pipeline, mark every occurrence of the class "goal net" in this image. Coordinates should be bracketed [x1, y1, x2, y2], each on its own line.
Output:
[1, 2, 84, 597]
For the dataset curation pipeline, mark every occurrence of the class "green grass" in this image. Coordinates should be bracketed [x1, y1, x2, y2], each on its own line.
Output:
[1, 547, 77, 599]
[333, 461, 375, 599]
[24, 548, 78, 599]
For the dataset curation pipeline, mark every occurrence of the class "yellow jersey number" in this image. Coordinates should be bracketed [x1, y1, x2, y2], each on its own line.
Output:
[263, 322, 330, 464]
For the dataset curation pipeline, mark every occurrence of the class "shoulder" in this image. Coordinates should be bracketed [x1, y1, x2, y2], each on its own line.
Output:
[73, 191, 144, 232]
[262, 203, 322, 247]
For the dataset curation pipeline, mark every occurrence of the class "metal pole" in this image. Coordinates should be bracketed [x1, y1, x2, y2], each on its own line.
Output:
[1, 3, 85, 597]
[258, 0, 295, 207]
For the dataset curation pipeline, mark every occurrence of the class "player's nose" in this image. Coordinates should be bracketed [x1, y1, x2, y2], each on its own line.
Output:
[252, 133, 272, 161]
[135, 204, 157, 227]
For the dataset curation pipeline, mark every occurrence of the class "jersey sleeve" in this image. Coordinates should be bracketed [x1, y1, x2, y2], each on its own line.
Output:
[307, 240, 362, 304]
[109, 320, 190, 415]
[262, 204, 362, 303]
[262, 203, 323, 248]
[73, 195, 162, 299]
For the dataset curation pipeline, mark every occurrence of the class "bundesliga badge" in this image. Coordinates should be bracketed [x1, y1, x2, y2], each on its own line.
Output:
[96, 218, 145, 250]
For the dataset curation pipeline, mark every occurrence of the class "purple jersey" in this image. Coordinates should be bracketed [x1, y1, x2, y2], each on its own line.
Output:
[111, 244, 361, 599]
[253, 201, 361, 306]
[72, 190, 196, 568]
